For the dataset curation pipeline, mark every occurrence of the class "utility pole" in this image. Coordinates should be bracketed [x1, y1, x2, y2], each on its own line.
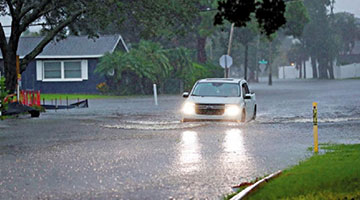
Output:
[255, 34, 260, 82]
[225, 23, 235, 78]
[268, 41, 272, 86]
[16, 55, 20, 101]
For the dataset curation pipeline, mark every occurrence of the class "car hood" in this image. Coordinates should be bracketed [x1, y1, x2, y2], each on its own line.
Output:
[188, 96, 242, 104]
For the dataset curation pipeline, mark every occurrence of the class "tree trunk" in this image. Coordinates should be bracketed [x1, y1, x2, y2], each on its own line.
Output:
[3, 52, 17, 92]
[328, 59, 335, 79]
[244, 44, 248, 80]
[197, 36, 207, 63]
[318, 58, 329, 79]
[268, 41, 272, 86]
[299, 62, 302, 79]
[255, 35, 260, 83]
[311, 56, 318, 78]
[303, 60, 306, 79]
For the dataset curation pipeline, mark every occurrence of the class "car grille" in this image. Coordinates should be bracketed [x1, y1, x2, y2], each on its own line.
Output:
[195, 104, 225, 115]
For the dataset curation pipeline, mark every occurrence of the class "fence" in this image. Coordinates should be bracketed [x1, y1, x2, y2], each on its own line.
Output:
[279, 61, 360, 80]
[334, 63, 360, 79]
[20, 90, 41, 106]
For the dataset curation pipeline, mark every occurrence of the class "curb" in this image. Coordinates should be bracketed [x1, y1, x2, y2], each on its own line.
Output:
[230, 170, 282, 200]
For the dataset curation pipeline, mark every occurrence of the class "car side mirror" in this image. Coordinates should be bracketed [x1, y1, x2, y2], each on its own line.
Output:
[183, 92, 189, 98]
[244, 94, 251, 100]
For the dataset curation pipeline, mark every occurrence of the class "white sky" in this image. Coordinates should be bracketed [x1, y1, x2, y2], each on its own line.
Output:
[0, 0, 359, 36]
[334, 0, 360, 17]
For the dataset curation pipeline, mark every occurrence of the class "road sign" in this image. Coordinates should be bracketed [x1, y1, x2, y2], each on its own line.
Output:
[219, 55, 233, 69]
[258, 59, 268, 65]
[259, 59, 268, 72]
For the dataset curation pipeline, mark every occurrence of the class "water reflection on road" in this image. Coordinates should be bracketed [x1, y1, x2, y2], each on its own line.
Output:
[222, 129, 245, 163]
[175, 128, 254, 175]
[221, 128, 255, 178]
[178, 131, 202, 173]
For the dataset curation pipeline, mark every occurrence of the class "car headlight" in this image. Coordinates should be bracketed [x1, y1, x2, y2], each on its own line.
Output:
[224, 105, 241, 116]
[182, 102, 195, 115]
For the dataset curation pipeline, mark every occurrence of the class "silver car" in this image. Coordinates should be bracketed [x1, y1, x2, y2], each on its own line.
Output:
[181, 78, 256, 122]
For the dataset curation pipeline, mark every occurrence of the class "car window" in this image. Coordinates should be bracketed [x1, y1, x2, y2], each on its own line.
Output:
[242, 83, 250, 97]
[244, 83, 250, 94]
[192, 82, 239, 97]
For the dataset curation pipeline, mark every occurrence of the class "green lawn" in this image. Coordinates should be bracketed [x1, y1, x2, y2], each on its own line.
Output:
[228, 144, 360, 200]
[40, 94, 122, 101]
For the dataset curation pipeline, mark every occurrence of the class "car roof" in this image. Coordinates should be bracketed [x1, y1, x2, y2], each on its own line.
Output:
[198, 78, 245, 84]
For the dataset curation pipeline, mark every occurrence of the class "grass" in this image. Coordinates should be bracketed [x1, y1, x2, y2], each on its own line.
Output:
[346, 77, 360, 80]
[40, 93, 122, 100]
[227, 144, 360, 200]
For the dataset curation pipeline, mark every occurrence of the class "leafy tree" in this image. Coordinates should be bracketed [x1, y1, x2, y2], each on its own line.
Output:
[303, 0, 341, 79]
[288, 42, 308, 78]
[195, 1, 219, 63]
[235, 24, 257, 81]
[171, 0, 220, 64]
[0, 0, 122, 92]
[282, 0, 309, 79]
[101, 0, 199, 43]
[333, 12, 359, 55]
[96, 40, 222, 94]
[214, 0, 287, 37]
[283, 0, 309, 39]
[96, 40, 172, 94]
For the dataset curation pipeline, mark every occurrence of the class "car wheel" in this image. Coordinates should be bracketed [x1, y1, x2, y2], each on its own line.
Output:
[252, 105, 257, 120]
[240, 109, 246, 122]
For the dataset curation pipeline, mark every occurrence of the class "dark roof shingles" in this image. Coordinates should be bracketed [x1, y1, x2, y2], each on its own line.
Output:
[3, 35, 121, 57]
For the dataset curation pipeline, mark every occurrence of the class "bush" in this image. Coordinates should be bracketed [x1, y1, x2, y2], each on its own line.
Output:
[95, 40, 223, 95]
[96, 82, 110, 94]
[0, 76, 9, 119]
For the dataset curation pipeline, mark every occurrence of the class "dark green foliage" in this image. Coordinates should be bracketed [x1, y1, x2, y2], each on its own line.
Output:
[96, 41, 222, 95]
[214, 0, 256, 28]
[214, 0, 286, 37]
[284, 0, 309, 39]
[101, 0, 198, 42]
[333, 12, 360, 55]
[255, 0, 287, 37]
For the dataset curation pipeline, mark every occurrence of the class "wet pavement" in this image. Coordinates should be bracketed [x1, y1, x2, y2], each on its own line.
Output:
[1, 79, 360, 199]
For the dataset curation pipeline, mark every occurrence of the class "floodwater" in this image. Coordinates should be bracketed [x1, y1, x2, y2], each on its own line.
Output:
[0, 79, 360, 199]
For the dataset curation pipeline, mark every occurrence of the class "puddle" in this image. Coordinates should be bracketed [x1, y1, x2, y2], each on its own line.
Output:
[102, 120, 208, 130]
[101, 119, 248, 130]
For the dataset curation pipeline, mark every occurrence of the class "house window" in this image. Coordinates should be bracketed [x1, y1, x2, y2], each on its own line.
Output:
[64, 61, 82, 78]
[44, 62, 61, 79]
[38, 60, 88, 81]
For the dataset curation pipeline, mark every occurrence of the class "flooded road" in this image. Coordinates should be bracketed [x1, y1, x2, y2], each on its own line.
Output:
[1, 79, 360, 199]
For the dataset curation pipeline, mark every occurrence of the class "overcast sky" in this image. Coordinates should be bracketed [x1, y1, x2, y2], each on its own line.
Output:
[0, 0, 359, 36]
[334, 0, 360, 17]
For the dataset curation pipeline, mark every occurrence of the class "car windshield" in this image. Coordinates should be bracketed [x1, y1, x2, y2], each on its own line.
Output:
[192, 82, 239, 97]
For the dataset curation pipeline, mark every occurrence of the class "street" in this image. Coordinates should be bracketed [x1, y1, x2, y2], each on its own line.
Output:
[1, 79, 360, 199]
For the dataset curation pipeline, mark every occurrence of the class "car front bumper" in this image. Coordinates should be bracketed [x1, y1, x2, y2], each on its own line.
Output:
[181, 113, 242, 122]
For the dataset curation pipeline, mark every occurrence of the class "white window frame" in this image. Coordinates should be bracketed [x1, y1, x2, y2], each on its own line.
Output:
[38, 60, 88, 82]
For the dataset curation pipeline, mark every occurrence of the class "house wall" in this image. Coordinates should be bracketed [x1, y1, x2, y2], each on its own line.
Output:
[22, 58, 105, 94]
